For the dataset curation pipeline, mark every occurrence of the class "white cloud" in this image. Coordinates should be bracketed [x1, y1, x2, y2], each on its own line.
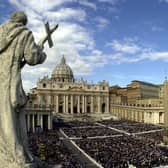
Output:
[98, 0, 125, 5]
[44, 8, 87, 22]
[107, 39, 141, 54]
[151, 26, 164, 32]
[78, 0, 97, 10]
[9, 0, 75, 13]
[94, 16, 110, 29]
[106, 38, 168, 64]
[108, 53, 143, 64]
[22, 80, 36, 93]
[159, 0, 168, 3]
[22, 66, 51, 76]
[142, 52, 168, 61]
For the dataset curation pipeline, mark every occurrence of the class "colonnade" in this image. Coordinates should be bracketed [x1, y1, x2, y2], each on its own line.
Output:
[26, 113, 52, 133]
[111, 104, 164, 124]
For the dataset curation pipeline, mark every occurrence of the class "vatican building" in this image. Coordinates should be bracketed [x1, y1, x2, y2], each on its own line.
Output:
[25, 56, 110, 132]
[25, 56, 166, 133]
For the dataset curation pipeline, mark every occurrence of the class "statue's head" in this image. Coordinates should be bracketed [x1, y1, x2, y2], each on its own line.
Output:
[10, 11, 28, 25]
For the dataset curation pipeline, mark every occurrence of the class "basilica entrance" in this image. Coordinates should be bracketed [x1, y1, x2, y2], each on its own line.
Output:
[59, 105, 63, 113]
[87, 106, 91, 113]
[102, 103, 106, 113]
[73, 106, 77, 113]
[43, 115, 48, 131]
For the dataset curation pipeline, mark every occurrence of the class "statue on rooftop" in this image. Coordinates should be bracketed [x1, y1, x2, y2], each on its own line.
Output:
[0, 11, 58, 168]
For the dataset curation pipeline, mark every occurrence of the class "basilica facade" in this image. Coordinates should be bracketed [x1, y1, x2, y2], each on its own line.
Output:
[25, 56, 110, 132]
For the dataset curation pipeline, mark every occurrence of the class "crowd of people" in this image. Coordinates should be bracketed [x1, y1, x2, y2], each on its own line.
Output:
[99, 119, 163, 133]
[75, 135, 168, 168]
[136, 131, 164, 144]
[28, 119, 168, 168]
[65, 120, 96, 127]
[62, 127, 120, 138]
[28, 131, 84, 168]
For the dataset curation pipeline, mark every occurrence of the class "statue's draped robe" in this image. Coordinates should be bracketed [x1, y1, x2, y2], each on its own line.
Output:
[0, 22, 46, 166]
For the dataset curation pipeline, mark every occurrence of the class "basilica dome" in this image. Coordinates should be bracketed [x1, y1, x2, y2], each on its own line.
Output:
[51, 56, 74, 82]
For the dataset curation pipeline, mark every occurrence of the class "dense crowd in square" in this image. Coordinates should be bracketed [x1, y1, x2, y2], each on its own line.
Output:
[28, 119, 168, 168]
[28, 131, 84, 168]
[137, 131, 164, 144]
[75, 136, 168, 168]
[99, 119, 163, 133]
[62, 127, 120, 138]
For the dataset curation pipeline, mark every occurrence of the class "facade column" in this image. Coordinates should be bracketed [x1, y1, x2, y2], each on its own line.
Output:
[128, 111, 130, 120]
[85, 96, 87, 113]
[64, 95, 66, 113]
[91, 96, 94, 113]
[56, 95, 59, 113]
[142, 111, 145, 123]
[37, 114, 41, 126]
[126, 109, 128, 120]
[48, 115, 51, 130]
[131, 110, 133, 120]
[82, 95, 85, 113]
[40, 114, 43, 131]
[123, 109, 125, 119]
[135, 111, 137, 121]
[131, 110, 134, 121]
[32, 114, 35, 133]
[121, 108, 123, 118]
[77, 96, 80, 113]
[106, 95, 109, 113]
[98, 96, 101, 113]
[138, 111, 141, 122]
[66, 95, 69, 113]
[71, 95, 73, 114]
[140, 111, 142, 122]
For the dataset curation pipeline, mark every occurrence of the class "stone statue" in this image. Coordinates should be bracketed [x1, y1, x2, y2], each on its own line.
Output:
[0, 11, 58, 168]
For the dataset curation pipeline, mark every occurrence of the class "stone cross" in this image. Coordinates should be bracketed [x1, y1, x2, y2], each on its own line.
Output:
[20, 22, 58, 68]
[43, 21, 59, 48]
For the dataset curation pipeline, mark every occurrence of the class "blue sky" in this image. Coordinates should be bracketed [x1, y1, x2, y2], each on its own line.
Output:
[1, 0, 168, 91]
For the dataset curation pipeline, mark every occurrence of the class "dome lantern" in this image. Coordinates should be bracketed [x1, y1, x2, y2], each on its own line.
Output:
[60, 55, 66, 64]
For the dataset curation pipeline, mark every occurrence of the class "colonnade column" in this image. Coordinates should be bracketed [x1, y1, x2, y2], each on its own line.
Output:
[106, 95, 109, 113]
[98, 96, 101, 113]
[85, 96, 87, 113]
[66, 95, 69, 113]
[138, 111, 140, 122]
[82, 95, 85, 113]
[71, 95, 73, 114]
[91, 96, 94, 113]
[48, 115, 51, 130]
[40, 114, 43, 131]
[32, 115, 35, 133]
[77, 96, 80, 113]
[64, 95, 66, 113]
[37, 114, 41, 126]
[138, 111, 141, 122]
[56, 95, 59, 113]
